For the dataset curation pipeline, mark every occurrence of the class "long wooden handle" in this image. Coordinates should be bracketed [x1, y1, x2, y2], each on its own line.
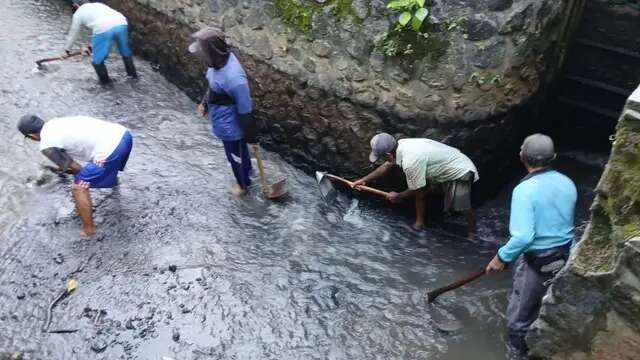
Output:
[36, 51, 83, 66]
[426, 269, 486, 303]
[324, 173, 390, 198]
[252, 144, 269, 193]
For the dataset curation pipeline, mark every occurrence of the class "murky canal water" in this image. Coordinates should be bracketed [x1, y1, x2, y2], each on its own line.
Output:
[0, 1, 603, 359]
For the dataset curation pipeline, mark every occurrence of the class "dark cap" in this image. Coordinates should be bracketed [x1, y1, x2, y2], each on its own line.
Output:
[521, 133, 555, 161]
[188, 27, 230, 69]
[369, 132, 397, 163]
[18, 114, 45, 137]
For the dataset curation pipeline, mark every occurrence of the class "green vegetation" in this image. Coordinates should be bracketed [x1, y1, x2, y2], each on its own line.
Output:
[273, 0, 367, 33]
[576, 112, 640, 273]
[387, 0, 429, 32]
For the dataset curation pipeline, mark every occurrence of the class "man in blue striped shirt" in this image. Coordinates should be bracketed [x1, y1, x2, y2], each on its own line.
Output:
[486, 134, 577, 355]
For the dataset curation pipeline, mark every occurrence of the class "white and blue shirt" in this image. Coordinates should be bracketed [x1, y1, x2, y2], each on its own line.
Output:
[498, 169, 577, 263]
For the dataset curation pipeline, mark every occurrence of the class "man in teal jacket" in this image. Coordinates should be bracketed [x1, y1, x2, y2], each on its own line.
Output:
[486, 134, 577, 355]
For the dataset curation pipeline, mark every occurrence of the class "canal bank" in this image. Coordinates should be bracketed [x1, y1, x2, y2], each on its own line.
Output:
[104, 0, 585, 196]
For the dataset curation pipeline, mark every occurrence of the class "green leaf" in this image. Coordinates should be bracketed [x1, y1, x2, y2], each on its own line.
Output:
[414, 7, 428, 21]
[416, 0, 425, 7]
[387, 0, 413, 10]
[399, 11, 412, 26]
[410, 16, 423, 31]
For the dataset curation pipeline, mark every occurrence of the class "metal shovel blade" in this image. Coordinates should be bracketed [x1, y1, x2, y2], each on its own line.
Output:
[315, 171, 337, 203]
[265, 178, 287, 199]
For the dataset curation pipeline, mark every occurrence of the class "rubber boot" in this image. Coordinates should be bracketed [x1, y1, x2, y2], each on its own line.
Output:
[92, 63, 110, 84]
[122, 56, 137, 79]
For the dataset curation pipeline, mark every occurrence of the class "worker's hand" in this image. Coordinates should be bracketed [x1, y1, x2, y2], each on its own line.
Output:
[61, 50, 71, 59]
[387, 191, 402, 203]
[485, 254, 507, 273]
[81, 46, 92, 56]
[197, 103, 208, 117]
[351, 178, 366, 189]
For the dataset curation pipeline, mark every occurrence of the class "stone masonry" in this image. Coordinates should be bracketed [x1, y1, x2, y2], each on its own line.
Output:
[105, 0, 579, 189]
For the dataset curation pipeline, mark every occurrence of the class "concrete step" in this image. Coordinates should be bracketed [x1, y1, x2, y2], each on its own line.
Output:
[558, 76, 629, 114]
[564, 43, 640, 91]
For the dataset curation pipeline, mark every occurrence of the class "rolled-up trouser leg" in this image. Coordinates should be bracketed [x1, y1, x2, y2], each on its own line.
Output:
[92, 63, 110, 84]
[506, 257, 552, 355]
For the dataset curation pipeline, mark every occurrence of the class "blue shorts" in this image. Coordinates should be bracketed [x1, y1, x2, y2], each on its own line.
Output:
[92, 25, 132, 64]
[75, 131, 133, 188]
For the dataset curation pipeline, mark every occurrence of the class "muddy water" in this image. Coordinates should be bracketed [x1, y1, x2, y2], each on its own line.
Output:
[0, 1, 602, 359]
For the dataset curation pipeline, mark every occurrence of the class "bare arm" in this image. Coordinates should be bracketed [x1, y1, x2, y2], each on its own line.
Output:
[353, 162, 394, 187]
[41, 148, 82, 174]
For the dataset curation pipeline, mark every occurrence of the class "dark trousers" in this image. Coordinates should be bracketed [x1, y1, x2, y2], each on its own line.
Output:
[506, 245, 569, 355]
[222, 139, 252, 189]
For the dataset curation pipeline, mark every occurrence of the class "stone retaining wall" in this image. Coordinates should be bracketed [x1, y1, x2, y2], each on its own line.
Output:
[105, 0, 579, 187]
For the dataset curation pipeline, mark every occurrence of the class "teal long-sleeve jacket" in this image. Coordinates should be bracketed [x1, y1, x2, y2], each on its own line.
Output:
[498, 169, 577, 263]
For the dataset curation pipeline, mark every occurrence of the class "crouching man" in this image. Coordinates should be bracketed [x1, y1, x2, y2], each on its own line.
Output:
[18, 115, 133, 237]
[486, 134, 577, 355]
[352, 133, 479, 239]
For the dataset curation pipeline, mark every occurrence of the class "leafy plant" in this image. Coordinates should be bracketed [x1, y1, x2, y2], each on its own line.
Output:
[387, 0, 429, 32]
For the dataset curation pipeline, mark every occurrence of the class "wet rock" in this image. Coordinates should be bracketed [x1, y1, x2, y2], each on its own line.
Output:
[91, 339, 108, 353]
[465, 16, 497, 41]
[487, 0, 512, 11]
[168, 265, 177, 273]
[311, 40, 332, 58]
[499, 4, 533, 35]
[125, 319, 135, 330]
[472, 39, 506, 69]
[172, 328, 180, 342]
[16, 293, 26, 300]
[303, 58, 316, 73]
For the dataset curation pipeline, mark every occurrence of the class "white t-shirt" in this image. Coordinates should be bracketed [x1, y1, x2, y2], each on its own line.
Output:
[65, 3, 128, 50]
[39, 116, 127, 163]
[395, 138, 479, 190]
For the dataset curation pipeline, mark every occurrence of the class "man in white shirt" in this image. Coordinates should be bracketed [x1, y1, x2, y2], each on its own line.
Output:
[353, 133, 479, 239]
[18, 115, 134, 237]
[63, 0, 137, 83]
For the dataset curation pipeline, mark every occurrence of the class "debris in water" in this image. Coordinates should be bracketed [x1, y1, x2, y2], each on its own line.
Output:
[16, 293, 26, 300]
[168, 265, 177, 273]
[53, 253, 64, 265]
[90, 339, 108, 353]
[171, 328, 180, 342]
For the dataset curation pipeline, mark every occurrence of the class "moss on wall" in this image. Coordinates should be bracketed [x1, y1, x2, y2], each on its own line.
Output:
[273, 0, 366, 33]
[575, 109, 640, 273]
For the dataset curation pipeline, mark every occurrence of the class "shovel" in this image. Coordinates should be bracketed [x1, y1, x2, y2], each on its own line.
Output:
[35, 50, 84, 69]
[315, 172, 390, 200]
[425, 268, 486, 303]
[252, 144, 287, 199]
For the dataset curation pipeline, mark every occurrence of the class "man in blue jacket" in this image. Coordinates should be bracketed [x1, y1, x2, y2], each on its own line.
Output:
[189, 27, 257, 196]
[486, 134, 577, 355]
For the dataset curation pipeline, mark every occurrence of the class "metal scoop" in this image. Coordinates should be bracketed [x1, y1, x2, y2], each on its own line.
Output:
[315, 171, 390, 201]
[252, 144, 287, 199]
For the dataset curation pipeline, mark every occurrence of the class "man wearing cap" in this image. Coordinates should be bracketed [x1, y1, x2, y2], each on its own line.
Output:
[18, 115, 133, 237]
[63, 0, 137, 83]
[189, 27, 257, 196]
[486, 134, 576, 355]
[352, 133, 479, 237]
